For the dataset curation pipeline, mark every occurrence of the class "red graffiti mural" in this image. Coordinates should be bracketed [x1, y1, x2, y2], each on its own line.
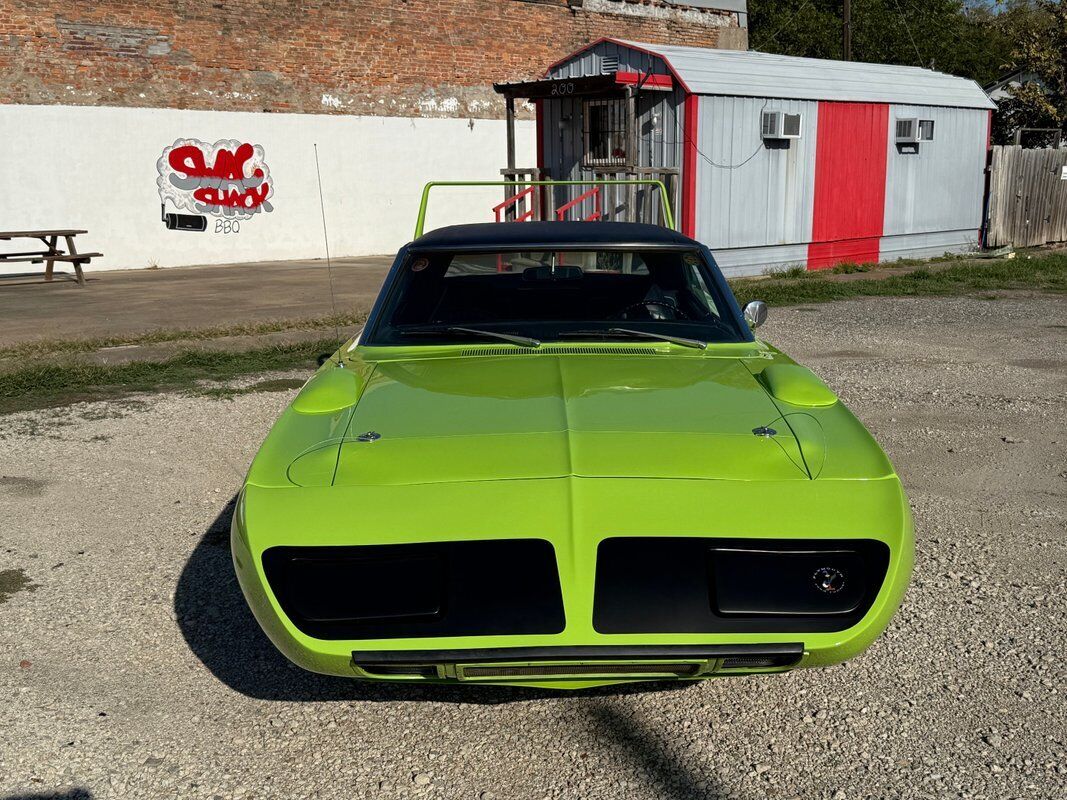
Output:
[157, 139, 275, 226]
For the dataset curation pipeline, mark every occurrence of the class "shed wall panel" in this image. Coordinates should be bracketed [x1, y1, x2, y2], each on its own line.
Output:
[882, 105, 987, 238]
[548, 41, 671, 81]
[709, 242, 810, 276]
[878, 230, 980, 261]
[693, 96, 818, 250]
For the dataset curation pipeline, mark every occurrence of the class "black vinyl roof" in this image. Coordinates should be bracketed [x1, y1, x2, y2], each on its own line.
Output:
[410, 222, 700, 252]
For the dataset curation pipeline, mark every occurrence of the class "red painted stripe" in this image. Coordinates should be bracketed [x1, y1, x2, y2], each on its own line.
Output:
[807, 101, 889, 270]
[681, 93, 698, 238]
[614, 71, 673, 89]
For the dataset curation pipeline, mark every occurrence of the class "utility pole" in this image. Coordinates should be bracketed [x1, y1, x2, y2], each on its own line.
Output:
[842, 0, 852, 61]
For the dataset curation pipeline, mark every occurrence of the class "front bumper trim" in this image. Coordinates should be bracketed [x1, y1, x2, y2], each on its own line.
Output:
[351, 642, 803, 665]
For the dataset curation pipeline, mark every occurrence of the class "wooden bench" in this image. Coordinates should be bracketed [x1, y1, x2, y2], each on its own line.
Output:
[0, 230, 101, 286]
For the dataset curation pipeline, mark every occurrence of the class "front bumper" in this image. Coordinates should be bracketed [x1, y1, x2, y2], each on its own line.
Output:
[350, 643, 803, 685]
[230, 476, 914, 688]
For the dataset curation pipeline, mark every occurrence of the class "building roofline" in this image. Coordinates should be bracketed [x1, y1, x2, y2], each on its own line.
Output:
[544, 38, 995, 110]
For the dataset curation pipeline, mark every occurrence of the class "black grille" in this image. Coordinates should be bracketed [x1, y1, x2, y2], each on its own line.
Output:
[721, 654, 800, 670]
[593, 537, 890, 634]
[263, 539, 565, 640]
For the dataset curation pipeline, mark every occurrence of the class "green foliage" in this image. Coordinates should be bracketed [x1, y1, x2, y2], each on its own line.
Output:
[748, 0, 1015, 85]
[829, 261, 873, 274]
[993, 0, 1067, 141]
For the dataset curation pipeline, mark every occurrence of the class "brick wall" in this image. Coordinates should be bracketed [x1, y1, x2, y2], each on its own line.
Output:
[0, 0, 742, 119]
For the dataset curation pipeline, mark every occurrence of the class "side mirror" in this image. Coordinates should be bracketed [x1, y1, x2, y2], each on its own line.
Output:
[742, 300, 768, 329]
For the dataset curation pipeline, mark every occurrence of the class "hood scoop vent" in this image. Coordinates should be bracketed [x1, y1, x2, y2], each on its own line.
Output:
[460, 346, 657, 357]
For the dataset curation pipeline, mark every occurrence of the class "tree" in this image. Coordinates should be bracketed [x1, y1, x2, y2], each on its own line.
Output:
[995, 0, 1067, 143]
[747, 1, 1017, 88]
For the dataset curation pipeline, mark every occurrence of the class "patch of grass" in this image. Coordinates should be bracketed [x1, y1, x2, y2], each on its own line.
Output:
[0, 340, 337, 414]
[829, 261, 873, 274]
[730, 252, 1067, 307]
[1, 312, 365, 360]
[199, 377, 306, 400]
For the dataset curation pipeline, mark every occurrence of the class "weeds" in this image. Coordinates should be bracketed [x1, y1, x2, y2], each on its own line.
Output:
[0, 340, 337, 414]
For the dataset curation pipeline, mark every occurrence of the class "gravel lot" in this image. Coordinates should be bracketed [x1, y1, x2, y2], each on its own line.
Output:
[1, 292, 1064, 800]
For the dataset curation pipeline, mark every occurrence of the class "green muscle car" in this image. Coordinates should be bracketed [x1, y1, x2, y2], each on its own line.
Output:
[231, 207, 913, 690]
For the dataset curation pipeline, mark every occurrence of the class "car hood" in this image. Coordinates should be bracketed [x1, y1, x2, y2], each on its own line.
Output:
[304, 354, 812, 485]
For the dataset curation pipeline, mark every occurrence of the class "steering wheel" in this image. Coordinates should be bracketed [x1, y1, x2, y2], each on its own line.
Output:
[615, 299, 690, 321]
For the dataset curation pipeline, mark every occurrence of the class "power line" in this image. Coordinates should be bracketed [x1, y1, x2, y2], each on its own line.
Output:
[753, 0, 814, 51]
[890, 0, 925, 67]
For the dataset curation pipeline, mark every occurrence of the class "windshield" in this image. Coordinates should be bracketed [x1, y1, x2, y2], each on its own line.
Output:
[367, 249, 746, 346]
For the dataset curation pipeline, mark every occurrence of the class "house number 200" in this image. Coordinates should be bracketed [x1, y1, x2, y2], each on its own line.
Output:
[551, 82, 575, 96]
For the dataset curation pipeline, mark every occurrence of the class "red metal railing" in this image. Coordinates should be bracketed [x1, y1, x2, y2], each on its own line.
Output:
[493, 186, 538, 223]
[555, 187, 602, 222]
[490, 185, 605, 270]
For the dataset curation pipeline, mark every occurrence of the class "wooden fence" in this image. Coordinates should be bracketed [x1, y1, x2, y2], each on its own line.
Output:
[986, 145, 1067, 248]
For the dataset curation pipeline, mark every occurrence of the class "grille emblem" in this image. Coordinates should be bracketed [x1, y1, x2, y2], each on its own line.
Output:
[813, 567, 846, 594]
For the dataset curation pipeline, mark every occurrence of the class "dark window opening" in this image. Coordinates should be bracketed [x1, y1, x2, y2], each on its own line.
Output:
[584, 98, 630, 167]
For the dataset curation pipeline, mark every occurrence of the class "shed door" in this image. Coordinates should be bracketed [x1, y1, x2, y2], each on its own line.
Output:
[808, 102, 889, 269]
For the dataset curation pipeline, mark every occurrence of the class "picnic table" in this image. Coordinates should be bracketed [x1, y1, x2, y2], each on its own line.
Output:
[0, 230, 102, 286]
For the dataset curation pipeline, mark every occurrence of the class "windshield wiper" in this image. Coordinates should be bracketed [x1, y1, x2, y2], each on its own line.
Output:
[558, 328, 707, 350]
[398, 326, 541, 348]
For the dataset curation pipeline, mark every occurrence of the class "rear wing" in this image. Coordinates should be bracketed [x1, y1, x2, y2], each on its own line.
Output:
[414, 180, 676, 239]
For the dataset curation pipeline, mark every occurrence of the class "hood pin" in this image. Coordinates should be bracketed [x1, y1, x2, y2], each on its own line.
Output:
[356, 431, 382, 442]
[752, 426, 777, 437]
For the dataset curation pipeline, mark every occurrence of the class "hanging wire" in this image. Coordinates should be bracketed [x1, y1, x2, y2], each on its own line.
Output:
[752, 0, 814, 52]
[655, 88, 770, 171]
[889, 0, 925, 68]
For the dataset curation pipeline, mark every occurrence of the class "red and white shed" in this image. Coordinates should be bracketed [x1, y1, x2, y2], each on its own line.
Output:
[495, 38, 995, 274]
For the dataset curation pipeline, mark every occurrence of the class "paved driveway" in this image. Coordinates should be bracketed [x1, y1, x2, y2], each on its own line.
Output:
[0, 256, 391, 345]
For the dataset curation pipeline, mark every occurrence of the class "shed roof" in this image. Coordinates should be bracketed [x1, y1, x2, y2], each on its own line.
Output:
[609, 40, 995, 110]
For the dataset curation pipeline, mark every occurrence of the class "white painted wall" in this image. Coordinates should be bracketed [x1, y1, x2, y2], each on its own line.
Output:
[0, 104, 535, 271]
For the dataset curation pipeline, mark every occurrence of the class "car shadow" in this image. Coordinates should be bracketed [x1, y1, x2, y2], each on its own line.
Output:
[589, 702, 742, 800]
[2, 790, 93, 800]
[174, 496, 696, 705]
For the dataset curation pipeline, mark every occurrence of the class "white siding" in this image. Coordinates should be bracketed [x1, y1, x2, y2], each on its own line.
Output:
[879, 230, 980, 261]
[882, 104, 988, 237]
[708, 242, 809, 276]
[694, 96, 818, 251]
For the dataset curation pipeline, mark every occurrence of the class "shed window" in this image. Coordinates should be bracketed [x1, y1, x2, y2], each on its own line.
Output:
[584, 98, 630, 167]
[918, 119, 935, 141]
